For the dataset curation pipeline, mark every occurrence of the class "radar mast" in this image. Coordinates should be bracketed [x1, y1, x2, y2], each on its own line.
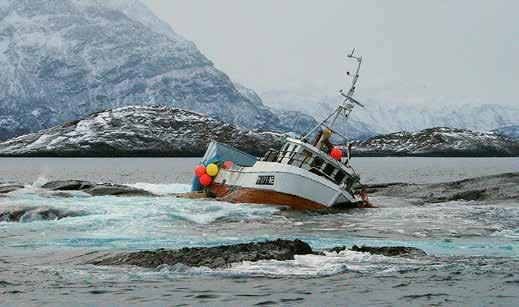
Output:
[300, 49, 365, 163]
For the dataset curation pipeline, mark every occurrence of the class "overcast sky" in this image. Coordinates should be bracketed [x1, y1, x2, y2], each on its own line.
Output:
[143, 0, 518, 106]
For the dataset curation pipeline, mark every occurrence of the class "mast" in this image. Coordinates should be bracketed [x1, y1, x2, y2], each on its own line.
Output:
[301, 49, 365, 160]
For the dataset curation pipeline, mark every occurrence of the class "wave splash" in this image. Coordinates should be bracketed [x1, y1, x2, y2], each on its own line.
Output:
[0, 206, 87, 223]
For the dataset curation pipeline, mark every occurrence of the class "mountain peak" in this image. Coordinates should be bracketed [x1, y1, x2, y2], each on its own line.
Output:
[0, 0, 314, 140]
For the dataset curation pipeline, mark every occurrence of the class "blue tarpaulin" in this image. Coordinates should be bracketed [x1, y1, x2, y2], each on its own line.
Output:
[191, 141, 258, 191]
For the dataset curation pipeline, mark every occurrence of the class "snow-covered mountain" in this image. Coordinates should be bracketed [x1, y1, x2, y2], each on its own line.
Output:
[493, 126, 519, 140]
[262, 90, 519, 137]
[0, 0, 313, 140]
[0, 106, 285, 157]
[352, 127, 519, 157]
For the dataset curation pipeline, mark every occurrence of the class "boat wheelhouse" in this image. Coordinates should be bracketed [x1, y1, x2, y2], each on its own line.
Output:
[261, 138, 359, 193]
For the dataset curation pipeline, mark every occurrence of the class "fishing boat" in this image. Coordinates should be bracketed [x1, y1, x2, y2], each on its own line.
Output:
[190, 49, 370, 209]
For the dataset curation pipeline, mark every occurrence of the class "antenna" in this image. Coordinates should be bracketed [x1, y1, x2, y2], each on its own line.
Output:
[339, 48, 364, 110]
[300, 49, 366, 144]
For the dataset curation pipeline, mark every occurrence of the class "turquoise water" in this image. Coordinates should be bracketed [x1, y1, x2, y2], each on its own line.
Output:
[1, 157, 518, 305]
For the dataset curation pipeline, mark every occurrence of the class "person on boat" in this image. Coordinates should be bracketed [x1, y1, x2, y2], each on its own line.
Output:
[313, 128, 334, 153]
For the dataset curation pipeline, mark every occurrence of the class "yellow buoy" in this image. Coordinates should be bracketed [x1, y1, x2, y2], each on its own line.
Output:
[206, 163, 219, 177]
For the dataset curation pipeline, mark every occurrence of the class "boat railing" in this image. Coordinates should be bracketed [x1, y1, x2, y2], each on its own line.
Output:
[261, 148, 358, 189]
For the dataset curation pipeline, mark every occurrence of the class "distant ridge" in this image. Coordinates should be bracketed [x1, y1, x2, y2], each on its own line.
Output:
[352, 127, 519, 157]
[0, 106, 285, 157]
[493, 126, 519, 140]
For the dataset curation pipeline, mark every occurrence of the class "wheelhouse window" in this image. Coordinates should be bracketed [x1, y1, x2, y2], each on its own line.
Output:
[334, 170, 346, 184]
[323, 163, 335, 176]
[311, 156, 324, 169]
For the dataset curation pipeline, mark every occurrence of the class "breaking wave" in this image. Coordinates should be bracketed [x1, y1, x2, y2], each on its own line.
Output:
[0, 206, 88, 223]
[125, 183, 191, 195]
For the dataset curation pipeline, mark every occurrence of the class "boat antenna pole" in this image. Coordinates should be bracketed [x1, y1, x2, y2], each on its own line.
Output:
[301, 49, 365, 145]
[338, 48, 365, 163]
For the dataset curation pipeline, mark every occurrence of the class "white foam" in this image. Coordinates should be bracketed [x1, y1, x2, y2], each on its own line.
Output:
[126, 183, 191, 195]
[31, 176, 50, 188]
[224, 249, 419, 277]
[491, 229, 519, 239]
[167, 199, 279, 224]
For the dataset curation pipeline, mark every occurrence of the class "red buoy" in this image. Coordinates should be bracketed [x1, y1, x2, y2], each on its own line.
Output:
[199, 174, 213, 186]
[194, 165, 206, 177]
[330, 148, 343, 161]
[223, 161, 234, 170]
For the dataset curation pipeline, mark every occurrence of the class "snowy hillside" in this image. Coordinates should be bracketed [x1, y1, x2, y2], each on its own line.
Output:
[0, 106, 285, 157]
[352, 127, 519, 157]
[0, 0, 311, 140]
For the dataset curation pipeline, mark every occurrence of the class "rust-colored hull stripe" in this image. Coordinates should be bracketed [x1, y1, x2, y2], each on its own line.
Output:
[210, 183, 327, 210]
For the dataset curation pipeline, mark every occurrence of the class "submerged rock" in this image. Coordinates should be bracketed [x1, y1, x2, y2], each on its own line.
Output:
[0, 206, 86, 222]
[91, 239, 313, 269]
[0, 183, 24, 194]
[42, 180, 154, 197]
[364, 172, 519, 202]
[41, 180, 95, 191]
[85, 184, 154, 197]
[349, 245, 427, 257]
[326, 245, 427, 257]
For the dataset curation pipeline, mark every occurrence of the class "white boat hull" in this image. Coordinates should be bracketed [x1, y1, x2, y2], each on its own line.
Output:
[211, 161, 356, 209]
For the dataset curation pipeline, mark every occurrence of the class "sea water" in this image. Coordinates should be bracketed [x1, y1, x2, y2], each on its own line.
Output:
[0, 157, 518, 305]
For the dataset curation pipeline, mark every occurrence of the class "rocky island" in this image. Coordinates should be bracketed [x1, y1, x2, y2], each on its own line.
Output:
[0, 106, 285, 157]
[352, 127, 519, 157]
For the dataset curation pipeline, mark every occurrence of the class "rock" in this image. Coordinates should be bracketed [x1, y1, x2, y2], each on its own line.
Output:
[326, 246, 349, 254]
[349, 245, 427, 257]
[41, 180, 155, 196]
[366, 172, 519, 202]
[90, 239, 313, 269]
[90, 239, 429, 269]
[0, 106, 286, 157]
[325, 245, 427, 257]
[0, 183, 24, 194]
[84, 184, 154, 197]
[41, 180, 95, 191]
[352, 127, 519, 157]
[0, 206, 86, 222]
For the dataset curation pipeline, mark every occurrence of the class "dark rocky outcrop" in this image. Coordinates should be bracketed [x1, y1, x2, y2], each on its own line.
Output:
[42, 180, 154, 197]
[364, 172, 519, 202]
[91, 239, 313, 269]
[352, 127, 519, 157]
[85, 184, 154, 197]
[0, 206, 86, 222]
[0, 183, 24, 194]
[327, 245, 427, 257]
[41, 180, 95, 191]
[351, 245, 427, 257]
[90, 239, 428, 269]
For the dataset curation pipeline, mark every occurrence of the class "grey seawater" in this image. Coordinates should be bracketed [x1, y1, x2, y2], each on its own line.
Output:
[1, 157, 518, 306]
[2, 157, 518, 184]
